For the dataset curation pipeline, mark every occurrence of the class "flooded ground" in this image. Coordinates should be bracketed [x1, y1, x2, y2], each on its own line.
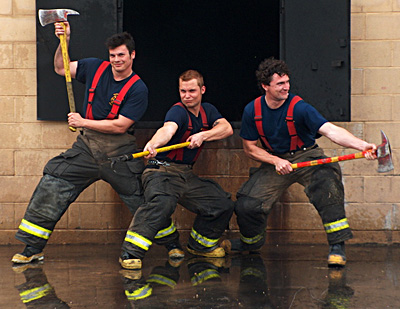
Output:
[1, 243, 399, 308]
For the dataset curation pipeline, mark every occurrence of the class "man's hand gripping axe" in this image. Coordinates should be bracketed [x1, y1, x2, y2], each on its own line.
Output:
[291, 130, 394, 173]
[38, 9, 79, 132]
[109, 142, 191, 171]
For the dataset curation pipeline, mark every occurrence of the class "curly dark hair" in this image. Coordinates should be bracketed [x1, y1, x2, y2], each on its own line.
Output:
[256, 57, 290, 92]
[105, 32, 135, 54]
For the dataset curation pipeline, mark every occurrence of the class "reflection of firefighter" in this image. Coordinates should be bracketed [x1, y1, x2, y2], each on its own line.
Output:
[13, 262, 69, 308]
[235, 254, 274, 308]
[322, 268, 354, 308]
[187, 257, 235, 307]
[121, 260, 181, 305]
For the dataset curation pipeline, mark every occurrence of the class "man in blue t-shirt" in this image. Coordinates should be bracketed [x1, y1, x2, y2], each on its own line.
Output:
[221, 58, 377, 267]
[119, 70, 235, 270]
[12, 23, 149, 264]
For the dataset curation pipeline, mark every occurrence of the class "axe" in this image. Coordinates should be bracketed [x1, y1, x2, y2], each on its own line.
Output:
[38, 9, 79, 132]
[291, 130, 394, 173]
[109, 142, 191, 170]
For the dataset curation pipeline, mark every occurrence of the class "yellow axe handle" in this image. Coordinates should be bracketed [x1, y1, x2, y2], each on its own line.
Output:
[59, 22, 76, 132]
[132, 142, 191, 159]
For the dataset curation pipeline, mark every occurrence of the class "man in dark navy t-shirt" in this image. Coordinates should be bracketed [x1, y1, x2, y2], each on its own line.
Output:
[119, 70, 235, 270]
[221, 58, 377, 267]
[12, 22, 148, 264]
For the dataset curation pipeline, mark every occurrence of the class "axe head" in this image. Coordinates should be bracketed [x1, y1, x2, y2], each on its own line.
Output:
[38, 9, 79, 27]
[376, 130, 394, 173]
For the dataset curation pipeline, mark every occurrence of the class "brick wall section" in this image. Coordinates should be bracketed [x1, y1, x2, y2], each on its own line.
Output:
[0, 1, 398, 246]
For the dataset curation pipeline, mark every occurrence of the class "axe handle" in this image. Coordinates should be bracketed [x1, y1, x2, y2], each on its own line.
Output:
[291, 150, 370, 169]
[131, 142, 191, 159]
[59, 23, 76, 132]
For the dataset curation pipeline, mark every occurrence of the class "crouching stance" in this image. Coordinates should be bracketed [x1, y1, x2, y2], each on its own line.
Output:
[12, 25, 148, 263]
[221, 58, 377, 267]
[120, 70, 235, 270]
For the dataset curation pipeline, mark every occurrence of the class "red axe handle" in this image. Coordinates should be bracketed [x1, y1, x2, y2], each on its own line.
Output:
[291, 151, 370, 169]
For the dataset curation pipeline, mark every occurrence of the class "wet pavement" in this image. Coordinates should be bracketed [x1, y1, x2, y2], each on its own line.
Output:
[1, 243, 399, 308]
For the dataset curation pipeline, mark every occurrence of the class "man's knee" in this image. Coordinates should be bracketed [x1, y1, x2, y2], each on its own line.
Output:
[235, 195, 264, 217]
[307, 166, 344, 206]
[28, 174, 76, 221]
[119, 193, 145, 215]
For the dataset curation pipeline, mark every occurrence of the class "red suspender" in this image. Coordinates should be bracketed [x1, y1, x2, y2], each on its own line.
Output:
[167, 102, 209, 162]
[85, 61, 141, 120]
[254, 95, 305, 152]
[286, 96, 304, 151]
[106, 74, 140, 119]
[193, 106, 209, 162]
[86, 61, 110, 119]
[254, 96, 273, 151]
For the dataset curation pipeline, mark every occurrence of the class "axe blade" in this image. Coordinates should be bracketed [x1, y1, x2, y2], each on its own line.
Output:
[377, 130, 394, 173]
[38, 9, 79, 27]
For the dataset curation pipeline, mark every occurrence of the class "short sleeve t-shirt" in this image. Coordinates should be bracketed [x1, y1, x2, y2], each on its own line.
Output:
[240, 94, 327, 154]
[156, 103, 223, 164]
[75, 58, 148, 121]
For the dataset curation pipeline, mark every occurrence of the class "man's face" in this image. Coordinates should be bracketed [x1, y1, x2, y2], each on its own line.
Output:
[179, 78, 205, 109]
[262, 73, 290, 101]
[109, 45, 135, 73]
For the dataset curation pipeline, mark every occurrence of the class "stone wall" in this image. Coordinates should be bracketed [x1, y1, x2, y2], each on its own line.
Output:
[0, 0, 398, 245]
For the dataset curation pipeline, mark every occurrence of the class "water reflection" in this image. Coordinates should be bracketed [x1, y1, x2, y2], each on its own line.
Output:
[13, 262, 69, 308]
[322, 268, 354, 309]
[5, 245, 398, 308]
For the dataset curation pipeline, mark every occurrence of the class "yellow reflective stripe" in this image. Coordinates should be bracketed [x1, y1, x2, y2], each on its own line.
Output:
[19, 284, 52, 303]
[19, 219, 52, 240]
[191, 269, 220, 286]
[147, 274, 176, 288]
[240, 232, 263, 245]
[190, 228, 218, 248]
[125, 284, 152, 300]
[324, 218, 350, 234]
[125, 231, 152, 251]
[154, 222, 176, 239]
[241, 267, 264, 280]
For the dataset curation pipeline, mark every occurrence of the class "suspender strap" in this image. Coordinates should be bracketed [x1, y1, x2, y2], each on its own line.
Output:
[254, 95, 305, 153]
[85, 60, 141, 120]
[106, 74, 140, 119]
[86, 61, 110, 120]
[254, 96, 273, 152]
[167, 103, 209, 162]
[193, 106, 209, 162]
[286, 95, 305, 151]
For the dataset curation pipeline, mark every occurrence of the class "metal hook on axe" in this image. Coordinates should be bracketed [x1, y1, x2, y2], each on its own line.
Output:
[290, 130, 394, 173]
[38, 8, 80, 132]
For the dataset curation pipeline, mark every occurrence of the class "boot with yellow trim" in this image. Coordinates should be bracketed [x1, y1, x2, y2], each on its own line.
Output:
[12, 245, 44, 264]
[186, 245, 225, 258]
[327, 242, 346, 267]
[119, 251, 142, 270]
[165, 241, 185, 259]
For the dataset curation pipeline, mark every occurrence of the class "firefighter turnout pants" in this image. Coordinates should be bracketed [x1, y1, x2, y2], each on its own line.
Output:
[122, 163, 234, 259]
[15, 129, 145, 250]
[235, 146, 352, 250]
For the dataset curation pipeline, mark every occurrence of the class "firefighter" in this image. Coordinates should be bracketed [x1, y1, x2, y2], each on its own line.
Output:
[12, 23, 175, 264]
[221, 57, 377, 266]
[119, 70, 234, 270]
